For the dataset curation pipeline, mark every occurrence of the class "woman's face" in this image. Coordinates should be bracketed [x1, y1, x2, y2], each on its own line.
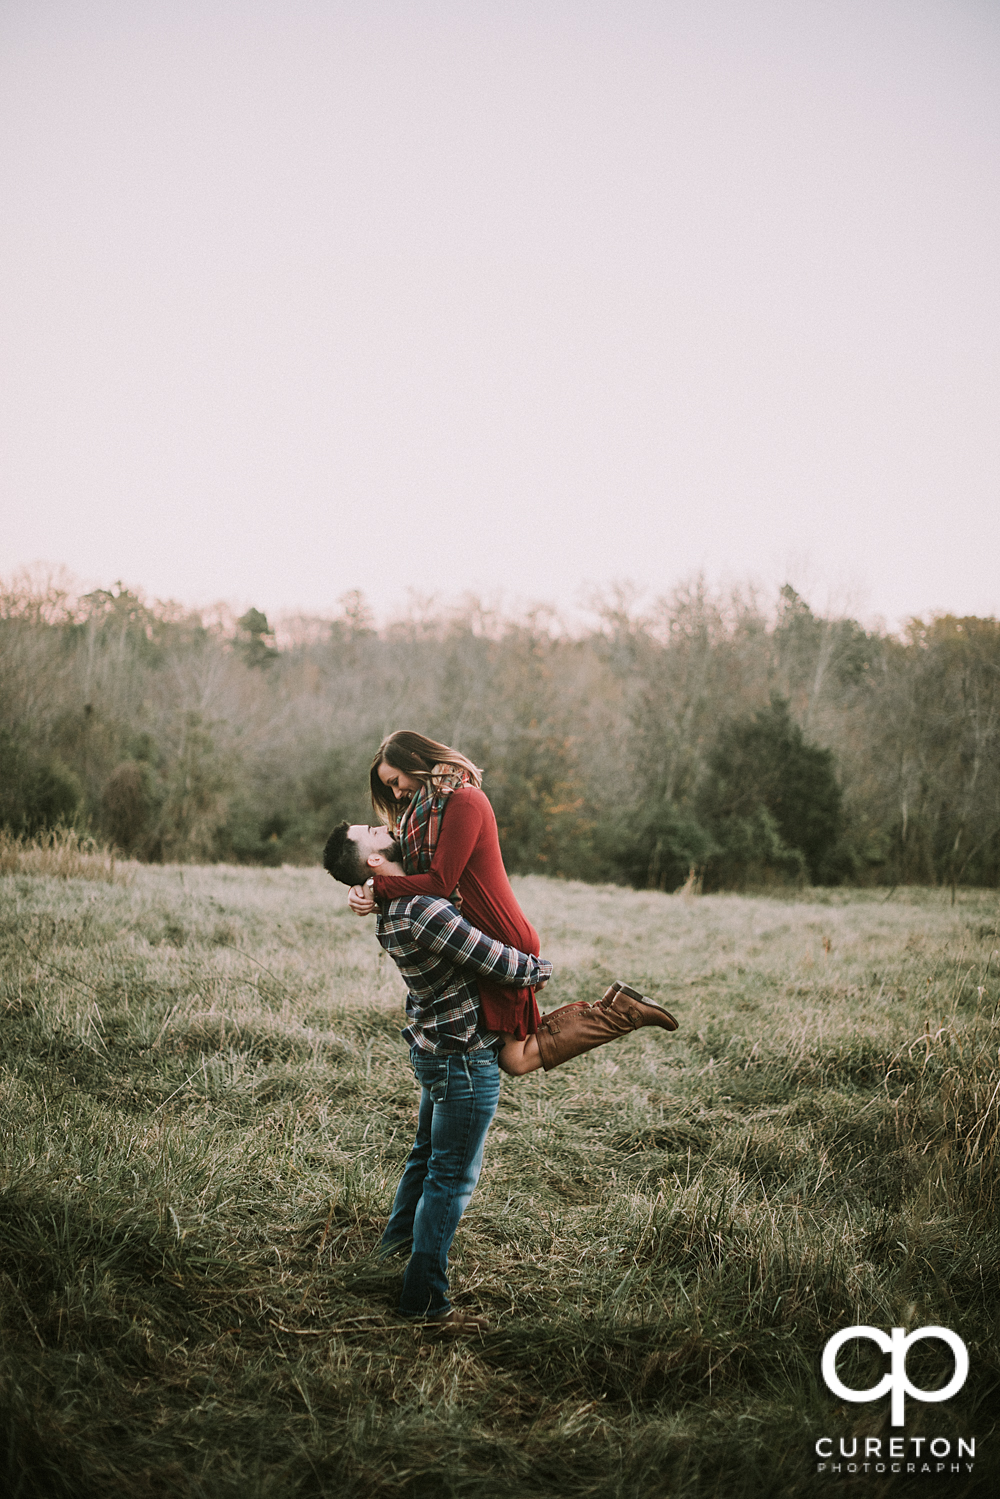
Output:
[377, 760, 422, 801]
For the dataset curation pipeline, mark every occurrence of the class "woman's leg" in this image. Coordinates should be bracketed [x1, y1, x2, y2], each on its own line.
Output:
[535, 985, 678, 1070]
[499, 985, 679, 1076]
[497, 1033, 542, 1076]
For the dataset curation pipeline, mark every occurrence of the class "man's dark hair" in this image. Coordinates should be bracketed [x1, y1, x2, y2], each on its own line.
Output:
[322, 821, 368, 886]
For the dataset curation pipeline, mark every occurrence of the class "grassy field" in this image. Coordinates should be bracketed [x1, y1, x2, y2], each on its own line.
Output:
[1, 861, 998, 1498]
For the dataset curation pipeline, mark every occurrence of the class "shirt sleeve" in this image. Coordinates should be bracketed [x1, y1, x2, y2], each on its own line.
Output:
[405, 896, 553, 989]
[371, 789, 483, 902]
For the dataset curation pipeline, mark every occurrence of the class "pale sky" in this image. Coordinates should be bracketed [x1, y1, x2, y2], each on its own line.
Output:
[2, 0, 998, 628]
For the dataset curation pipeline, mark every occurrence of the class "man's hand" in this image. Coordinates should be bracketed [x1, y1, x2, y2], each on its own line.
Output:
[348, 880, 377, 916]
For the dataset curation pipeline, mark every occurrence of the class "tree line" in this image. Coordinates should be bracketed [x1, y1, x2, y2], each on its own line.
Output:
[2, 571, 998, 891]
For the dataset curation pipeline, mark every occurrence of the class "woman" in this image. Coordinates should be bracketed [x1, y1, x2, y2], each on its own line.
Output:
[352, 728, 679, 1073]
[349, 729, 545, 1074]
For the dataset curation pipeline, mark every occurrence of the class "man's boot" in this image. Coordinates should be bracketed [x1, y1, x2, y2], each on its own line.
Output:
[535, 982, 678, 1071]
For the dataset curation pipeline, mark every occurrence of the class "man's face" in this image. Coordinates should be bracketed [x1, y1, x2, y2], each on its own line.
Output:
[348, 824, 404, 875]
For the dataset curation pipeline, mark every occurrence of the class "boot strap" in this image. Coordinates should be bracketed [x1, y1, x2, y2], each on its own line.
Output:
[539, 1003, 589, 1037]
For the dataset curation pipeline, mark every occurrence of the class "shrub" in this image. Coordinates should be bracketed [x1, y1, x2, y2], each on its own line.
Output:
[0, 731, 83, 835]
[603, 801, 716, 890]
[101, 761, 160, 855]
[698, 695, 843, 885]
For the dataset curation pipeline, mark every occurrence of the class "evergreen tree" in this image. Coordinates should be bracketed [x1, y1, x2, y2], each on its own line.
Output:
[699, 695, 843, 884]
[236, 609, 278, 668]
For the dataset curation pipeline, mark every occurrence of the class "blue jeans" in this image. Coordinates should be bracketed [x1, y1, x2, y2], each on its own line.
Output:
[380, 1048, 501, 1318]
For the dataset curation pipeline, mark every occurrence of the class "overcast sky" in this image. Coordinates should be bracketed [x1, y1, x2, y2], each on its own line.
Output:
[2, 0, 998, 629]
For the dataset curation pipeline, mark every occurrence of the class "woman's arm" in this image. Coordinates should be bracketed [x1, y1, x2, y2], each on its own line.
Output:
[371, 788, 485, 901]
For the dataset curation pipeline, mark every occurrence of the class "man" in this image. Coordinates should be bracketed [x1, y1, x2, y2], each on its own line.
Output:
[323, 819, 551, 1332]
[323, 820, 678, 1332]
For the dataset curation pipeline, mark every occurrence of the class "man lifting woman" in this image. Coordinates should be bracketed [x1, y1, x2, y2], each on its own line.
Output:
[323, 730, 678, 1330]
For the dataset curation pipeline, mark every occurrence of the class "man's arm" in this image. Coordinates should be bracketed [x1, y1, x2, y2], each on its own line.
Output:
[405, 896, 552, 989]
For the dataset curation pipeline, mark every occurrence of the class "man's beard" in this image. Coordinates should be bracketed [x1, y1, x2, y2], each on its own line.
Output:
[386, 838, 403, 864]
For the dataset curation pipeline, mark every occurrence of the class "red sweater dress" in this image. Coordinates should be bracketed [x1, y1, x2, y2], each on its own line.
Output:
[371, 786, 541, 1039]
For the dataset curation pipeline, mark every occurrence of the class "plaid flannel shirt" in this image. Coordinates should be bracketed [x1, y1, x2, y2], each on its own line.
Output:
[375, 894, 552, 1056]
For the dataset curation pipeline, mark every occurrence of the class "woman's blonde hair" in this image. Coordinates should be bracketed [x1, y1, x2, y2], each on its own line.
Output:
[369, 730, 483, 827]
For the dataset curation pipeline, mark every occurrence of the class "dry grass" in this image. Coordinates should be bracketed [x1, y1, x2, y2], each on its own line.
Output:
[0, 826, 128, 883]
[0, 864, 998, 1497]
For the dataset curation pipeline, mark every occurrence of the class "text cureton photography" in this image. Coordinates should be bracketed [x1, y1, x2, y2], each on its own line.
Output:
[812, 1325, 979, 1481]
[815, 1434, 976, 1478]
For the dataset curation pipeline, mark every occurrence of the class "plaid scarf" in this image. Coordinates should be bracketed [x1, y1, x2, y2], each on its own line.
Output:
[397, 765, 472, 883]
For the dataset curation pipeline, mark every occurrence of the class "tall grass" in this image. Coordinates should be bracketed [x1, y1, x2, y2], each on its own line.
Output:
[0, 826, 125, 882]
[0, 865, 997, 1496]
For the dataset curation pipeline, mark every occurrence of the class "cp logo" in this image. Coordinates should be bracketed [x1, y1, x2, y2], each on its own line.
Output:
[822, 1326, 969, 1426]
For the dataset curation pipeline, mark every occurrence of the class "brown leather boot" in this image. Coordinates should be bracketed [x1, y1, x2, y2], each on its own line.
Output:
[535, 983, 678, 1071]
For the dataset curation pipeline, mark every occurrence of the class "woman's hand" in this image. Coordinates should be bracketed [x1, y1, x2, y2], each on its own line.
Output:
[348, 881, 377, 916]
